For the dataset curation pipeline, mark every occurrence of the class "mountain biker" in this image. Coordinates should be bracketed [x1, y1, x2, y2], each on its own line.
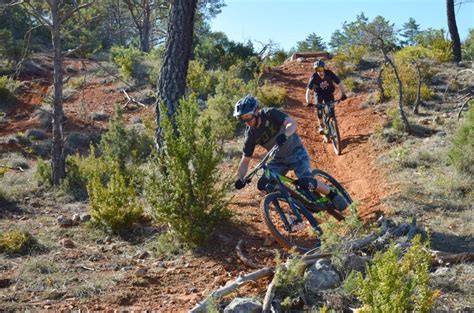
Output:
[233, 94, 348, 211]
[305, 59, 347, 135]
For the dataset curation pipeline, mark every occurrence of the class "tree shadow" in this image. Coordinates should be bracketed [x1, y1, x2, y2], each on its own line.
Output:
[341, 133, 371, 153]
[430, 231, 473, 254]
[0, 199, 25, 219]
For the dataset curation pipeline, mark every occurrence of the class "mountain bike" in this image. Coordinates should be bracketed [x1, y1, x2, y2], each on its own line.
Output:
[319, 100, 342, 155]
[241, 145, 352, 252]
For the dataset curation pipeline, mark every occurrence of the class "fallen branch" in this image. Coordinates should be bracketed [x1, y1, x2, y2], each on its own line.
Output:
[236, 240, 259, 269]
[457, 95, 472, 121]
[0, 164, 25, 172]
[189, 267, 274, 313]
[122, 89, 146, 109]
[430, 250, 474, 267]
[262, 272, 278, 313]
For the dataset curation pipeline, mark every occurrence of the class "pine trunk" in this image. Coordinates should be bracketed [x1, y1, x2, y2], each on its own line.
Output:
[447, 0, 462, 62]
[155, 0, 198, 149]
[50, 0, 66, 185]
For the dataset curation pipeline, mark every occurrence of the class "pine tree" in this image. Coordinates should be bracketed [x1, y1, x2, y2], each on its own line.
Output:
[400, 18, 420, 46]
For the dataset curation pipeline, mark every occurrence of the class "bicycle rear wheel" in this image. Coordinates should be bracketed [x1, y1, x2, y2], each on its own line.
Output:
[261, 192, 321, 252]
[328, 116, 341, 155]
[312, 169, 352, 206]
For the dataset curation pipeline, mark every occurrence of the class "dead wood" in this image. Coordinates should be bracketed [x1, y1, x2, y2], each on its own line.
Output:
[122, 89, 146, 109]
[236, 239, 259, 269]
[457, 95, 472, 120]
[430, 250, 474, 267]
[189, 267, 274, 313]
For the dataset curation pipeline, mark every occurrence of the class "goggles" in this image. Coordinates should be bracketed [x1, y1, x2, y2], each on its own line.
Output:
[315, 67, 325, 72]
[240, 113, 254, 122]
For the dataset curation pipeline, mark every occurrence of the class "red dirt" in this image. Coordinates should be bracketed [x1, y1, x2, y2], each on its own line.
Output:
[1, 58, 392, 311]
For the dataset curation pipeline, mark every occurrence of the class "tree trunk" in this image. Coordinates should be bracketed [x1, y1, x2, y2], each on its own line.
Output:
[413, 62, 422, 115]
[383, 50, 411, 133]
[377, 67, 386, 103]
[140, 0, 151, 53]
[50, 0, 66, 185]
[155, 0, 198, 149]
[447, 0, 462, 62]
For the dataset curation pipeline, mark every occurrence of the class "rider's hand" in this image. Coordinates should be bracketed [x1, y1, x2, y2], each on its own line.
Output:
[275, 133, 287, 146]
[234, 179, 246, 190]
[340, 94, 347, 101]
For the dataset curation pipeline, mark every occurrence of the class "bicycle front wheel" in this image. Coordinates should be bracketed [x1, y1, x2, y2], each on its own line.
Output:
[328, 116, 341, 155]
[260, 192, 321, 252]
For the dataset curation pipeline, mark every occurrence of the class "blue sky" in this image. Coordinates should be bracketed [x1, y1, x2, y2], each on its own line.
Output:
[210, 0, 474, 51]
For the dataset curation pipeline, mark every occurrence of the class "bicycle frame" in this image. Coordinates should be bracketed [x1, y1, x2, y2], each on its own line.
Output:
[244, 146, 341, 234]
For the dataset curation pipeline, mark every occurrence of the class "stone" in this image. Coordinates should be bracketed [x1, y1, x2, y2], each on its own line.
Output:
[72, 214, 81, 224]
[223, 298, 262, 313]
[343, 254, 370, 273]
[80, 213, 91, 222]
[135, 267, 148, 277]
[263, 237, 274, 247]
[135, 251, 150, 259]
[57, 215, 74, 227]
[60, 238, 75, 248]
[304, 259, 341, 292]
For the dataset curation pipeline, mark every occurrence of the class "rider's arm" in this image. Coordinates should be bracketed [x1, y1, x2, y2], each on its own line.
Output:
[283, 116, 297, 137]
[336, 82, 347, 96]
[305, 88, 311, 104]
[236, 155, 251, 180]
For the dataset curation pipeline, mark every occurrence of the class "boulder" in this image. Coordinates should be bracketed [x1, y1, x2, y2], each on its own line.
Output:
[304, 259, 341, 292]
[224, 298, 262, 313]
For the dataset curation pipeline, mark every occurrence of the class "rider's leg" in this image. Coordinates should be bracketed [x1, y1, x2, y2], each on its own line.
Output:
[292, 146, 348, 210]
[316, 94, 326, 134]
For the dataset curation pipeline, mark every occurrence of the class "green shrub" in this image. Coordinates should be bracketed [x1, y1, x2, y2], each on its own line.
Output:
[35, 159, 52, 186]
[0, 75, 20, 110]
[355, 235, 439, 312]
[110, 46, 144, 82]
[274, 255, 306, 309]
[331, 53, 354, 79]
[462, 28, 474, 61]
[203, 68, 255, 140]
[343, 77, 365, 93]
[100, 105, 154, 170]
[449, 104, 474, 175]
[415, 29, 452, 62]
[382, 46, 436, 106]
[256, 84, 287, 108]
[87, 162, 143, 235]
[0, 229, 35, 255]
[146, 96, 231, 247]
[386, 106, 404, 132]
[187, 60, 214, 98]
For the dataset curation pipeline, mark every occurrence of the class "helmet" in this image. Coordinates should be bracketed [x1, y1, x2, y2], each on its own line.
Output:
[313, 59, 325, 69]
[233, 95, 259, 118]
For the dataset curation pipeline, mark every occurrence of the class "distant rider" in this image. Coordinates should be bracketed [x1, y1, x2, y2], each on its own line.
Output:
[233, 94, 348, 211]
[305, 59, 347, 134]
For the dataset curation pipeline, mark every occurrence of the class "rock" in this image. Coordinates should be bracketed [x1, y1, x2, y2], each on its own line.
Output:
[343, 254, 370, 273]
[72, 213, 81, 224]
[80, 213, 91, 222]
[88, 111, 110, 121]
[57, 215, 74, 227]
[135, 251, 150, 259]
[135, 267, 148, 277]
[104, 236, 113, 244]
[304, 259, 341, 292]
[59, 238, 75, 248]
[296, 57, 305, 63]
[433, 267, 449, 276]
[224, 298, 262, 313]
[25, 128, 48, 141]
[263, 237, 274, 247]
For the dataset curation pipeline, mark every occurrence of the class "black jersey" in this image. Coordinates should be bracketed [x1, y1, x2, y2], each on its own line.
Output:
[307, 70, 341, 98]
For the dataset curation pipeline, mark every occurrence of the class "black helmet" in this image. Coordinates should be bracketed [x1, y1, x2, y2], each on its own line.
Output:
[313, 59, 325, 68]
[233, 95, 259, 118]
